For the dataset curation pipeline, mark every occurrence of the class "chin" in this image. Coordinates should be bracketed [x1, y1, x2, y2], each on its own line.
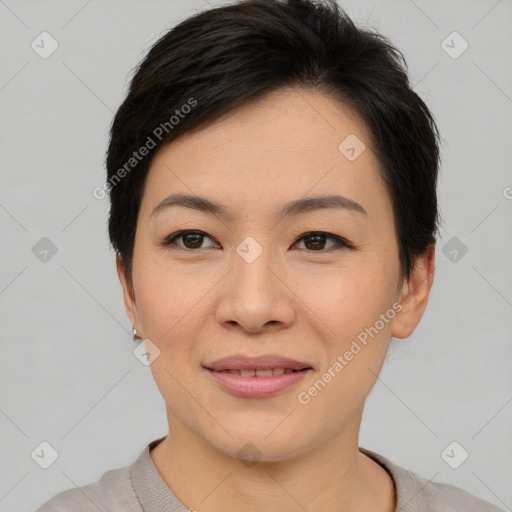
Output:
[202, 424, 313, 464]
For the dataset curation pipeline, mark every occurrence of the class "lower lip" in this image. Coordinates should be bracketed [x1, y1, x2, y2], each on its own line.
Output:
[204, 368, 312, 398]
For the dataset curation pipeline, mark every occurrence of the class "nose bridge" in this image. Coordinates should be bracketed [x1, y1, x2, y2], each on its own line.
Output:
[216, 234, 295, 332]
[232, 234, 277, 301]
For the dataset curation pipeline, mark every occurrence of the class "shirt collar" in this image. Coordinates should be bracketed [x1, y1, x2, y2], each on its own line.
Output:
[131, 436, 189, 511]
[359, 446, 436, 512]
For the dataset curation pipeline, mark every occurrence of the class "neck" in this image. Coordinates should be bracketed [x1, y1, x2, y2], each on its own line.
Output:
[150, 409, 396, 512]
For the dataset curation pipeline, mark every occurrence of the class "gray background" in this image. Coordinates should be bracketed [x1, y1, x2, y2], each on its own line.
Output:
[0, 0, 511, 510]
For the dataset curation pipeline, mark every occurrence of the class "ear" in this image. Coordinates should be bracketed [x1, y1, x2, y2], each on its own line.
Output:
[116, 253, 137, 329]
[391, 243, 436, 339]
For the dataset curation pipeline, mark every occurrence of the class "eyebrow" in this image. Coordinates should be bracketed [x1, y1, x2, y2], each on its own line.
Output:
[150, 193, 367, 220]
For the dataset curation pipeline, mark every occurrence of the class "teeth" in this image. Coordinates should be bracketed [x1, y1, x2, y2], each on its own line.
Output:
[221, 368, 298, 376]
[255, 369, 273, 377]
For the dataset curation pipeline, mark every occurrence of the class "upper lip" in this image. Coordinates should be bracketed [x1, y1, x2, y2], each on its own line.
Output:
[204, 354, 313, 371]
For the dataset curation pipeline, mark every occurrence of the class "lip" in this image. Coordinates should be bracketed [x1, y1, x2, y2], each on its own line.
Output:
[204, 367, 312, 398]
[203, 353, 313, 372]
[202, 353, 313, 398]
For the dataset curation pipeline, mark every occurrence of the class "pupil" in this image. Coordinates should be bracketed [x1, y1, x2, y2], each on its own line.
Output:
[184, 233, 202, 248]
[306, 234, 325, 250]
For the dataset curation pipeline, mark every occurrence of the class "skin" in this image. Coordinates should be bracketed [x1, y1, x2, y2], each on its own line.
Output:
[117, 86, 435, 512]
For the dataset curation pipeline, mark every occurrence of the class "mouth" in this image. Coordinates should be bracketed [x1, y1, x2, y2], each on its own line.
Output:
[203, 353, 313, 372]
[203, 365, 313, 398]
[202, 353, 313, 397]
[205, 368, 310, 376]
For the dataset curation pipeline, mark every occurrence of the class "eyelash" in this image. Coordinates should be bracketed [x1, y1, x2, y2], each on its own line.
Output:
[160, 230, 354, 252]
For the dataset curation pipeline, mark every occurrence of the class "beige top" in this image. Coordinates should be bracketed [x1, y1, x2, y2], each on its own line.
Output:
[36, 437, 505, 512]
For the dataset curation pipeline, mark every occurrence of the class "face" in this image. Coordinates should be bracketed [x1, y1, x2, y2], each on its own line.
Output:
[118, 86, 433, 462]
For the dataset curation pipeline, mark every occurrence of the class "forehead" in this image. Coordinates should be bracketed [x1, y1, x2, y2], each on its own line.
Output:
[140, 86, 391, 225]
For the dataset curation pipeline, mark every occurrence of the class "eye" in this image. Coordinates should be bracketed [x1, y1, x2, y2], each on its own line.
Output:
[292, 231, 353, 252]
[161, 229, 353, 252]
[160, 230, 218, 250]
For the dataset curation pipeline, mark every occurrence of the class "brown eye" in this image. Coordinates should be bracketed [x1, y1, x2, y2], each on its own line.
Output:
[161, 230, 217, 250]
[293, 231, 351, 252]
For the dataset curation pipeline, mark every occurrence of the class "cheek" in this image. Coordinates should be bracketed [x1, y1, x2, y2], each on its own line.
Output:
[135, 264, 209, 408]
[295, 273, 394, 425]
[294, 261, 396, 392]
[296, 261, 396, 336]
[133, 250, 211, 340]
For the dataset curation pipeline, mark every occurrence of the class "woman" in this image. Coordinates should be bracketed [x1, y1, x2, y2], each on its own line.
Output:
[36, 0, 504, 510]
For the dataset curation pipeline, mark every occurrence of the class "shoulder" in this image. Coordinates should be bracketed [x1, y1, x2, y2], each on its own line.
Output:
[419, 479, 506, 511]
[34, 479, 105, 512]
[359, 447, 506, 512]
[35, 464, 137, 512]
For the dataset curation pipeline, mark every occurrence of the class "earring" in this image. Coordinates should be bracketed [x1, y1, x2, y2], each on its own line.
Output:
[133, 328, 142, 342]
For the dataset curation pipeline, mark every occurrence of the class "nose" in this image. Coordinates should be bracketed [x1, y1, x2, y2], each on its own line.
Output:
[215, 246, 296, 334]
